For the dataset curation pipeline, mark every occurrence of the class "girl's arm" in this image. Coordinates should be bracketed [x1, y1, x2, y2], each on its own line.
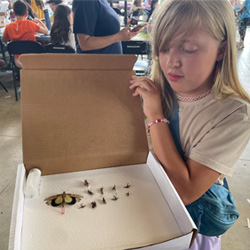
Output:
[129, 76, 220, 205]
[33, 18, 48, 34]
[76, 28, 138, 52]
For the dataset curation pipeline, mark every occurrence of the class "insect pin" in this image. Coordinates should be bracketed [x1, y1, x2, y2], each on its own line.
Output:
[84, 180, 89, 187]
[44, 192, 83, 214]
[123, 183, 131, 189]
[91, 201, 97, 208]
[111, 195, 118, 201]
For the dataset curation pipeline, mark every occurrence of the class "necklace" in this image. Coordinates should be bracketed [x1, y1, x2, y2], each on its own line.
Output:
[176, 89, 212, 102]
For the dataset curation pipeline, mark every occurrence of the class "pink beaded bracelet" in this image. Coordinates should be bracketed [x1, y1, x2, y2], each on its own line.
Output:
[147, 118, 170, 129]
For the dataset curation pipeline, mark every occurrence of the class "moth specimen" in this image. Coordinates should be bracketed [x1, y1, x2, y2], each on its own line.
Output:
[91, 201, 97, 208]
[111, 195, 118, 201]
[87, 189, 94, 195]
[123, 183, 131, 189]
[84, 180, 89, 187]
[44, 192, 83, 214]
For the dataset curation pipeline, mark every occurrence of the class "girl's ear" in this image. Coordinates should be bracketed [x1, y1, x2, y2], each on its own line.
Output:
[216, 41, 227, 62]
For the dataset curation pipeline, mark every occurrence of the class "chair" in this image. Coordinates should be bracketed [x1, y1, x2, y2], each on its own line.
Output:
[7, 40, 45, 101]
[122, 41, 150, 76]
[45, 44, 75, 54]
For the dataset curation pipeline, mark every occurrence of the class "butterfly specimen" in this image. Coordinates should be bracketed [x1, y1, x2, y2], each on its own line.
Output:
[44, 192, 83, 214]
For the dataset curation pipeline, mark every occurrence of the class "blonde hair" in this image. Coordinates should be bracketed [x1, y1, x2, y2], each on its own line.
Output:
[150, 0, 250, 118]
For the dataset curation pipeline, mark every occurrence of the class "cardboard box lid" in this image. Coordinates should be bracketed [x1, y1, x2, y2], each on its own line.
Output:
[20, 54, 149, 176]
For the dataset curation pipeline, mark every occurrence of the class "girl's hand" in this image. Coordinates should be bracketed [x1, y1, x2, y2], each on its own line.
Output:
[129, 75, 164, 121]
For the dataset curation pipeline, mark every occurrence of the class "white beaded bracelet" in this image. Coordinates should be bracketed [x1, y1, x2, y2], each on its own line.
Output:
[147, 118, 170, 129]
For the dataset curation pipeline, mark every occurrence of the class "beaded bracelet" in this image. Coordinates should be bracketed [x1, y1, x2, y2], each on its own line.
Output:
[147, 118, 170, 129]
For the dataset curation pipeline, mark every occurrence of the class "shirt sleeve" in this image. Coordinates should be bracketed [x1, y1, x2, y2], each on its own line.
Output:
[189, 103, 250, 177]
[2, 25, 10, 40]
[72, 0, 99, 35]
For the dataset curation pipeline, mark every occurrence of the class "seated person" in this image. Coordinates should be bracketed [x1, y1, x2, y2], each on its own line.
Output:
[1, 0, 48, 68]
[50, 4, 75, 50]
[24, 0, 44, 19]
[46, 0, 63, 23]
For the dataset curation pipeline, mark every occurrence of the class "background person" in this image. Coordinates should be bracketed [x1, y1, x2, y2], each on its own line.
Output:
[129, 0, 250, 249]
[24, 0, 44, 19]
[237, 0, 250, 49]
[72, 0, 138, 54]
[1, 0, 48, 67]
[46, 0, 62, 23]
[50, 4, 75, 50]
[147, 0, 158, 22]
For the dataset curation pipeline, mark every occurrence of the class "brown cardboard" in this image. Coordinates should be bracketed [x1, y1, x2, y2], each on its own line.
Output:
[20, 54, 149, 176]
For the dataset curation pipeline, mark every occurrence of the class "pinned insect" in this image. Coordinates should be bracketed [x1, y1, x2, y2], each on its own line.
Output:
[87, 189, 94, 196]
[111, 195, 118, 201]
[100, 187, 104, 195]
[84, 180, 89, 187]
[79, 204, 86, 209]
[112, 185, 116, 191]
[123, 183, 131, 189]
[102, 197, 106, 204]
[126, 192, 130, 197]
[91, 201, 97, 208]
[44, 192, 83, 214]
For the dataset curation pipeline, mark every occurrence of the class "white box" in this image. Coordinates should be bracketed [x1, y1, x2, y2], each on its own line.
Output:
[9, 153, 197, 250]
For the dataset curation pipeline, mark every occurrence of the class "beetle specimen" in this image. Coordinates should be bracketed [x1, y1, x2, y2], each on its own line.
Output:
[123, 183, 131, 189]
[111, 195, 118, 201]
[112, 185, 116, 191]
[91, 201, 97, 208]
[87, 189, 94, 195]
[100, 187, 104, 195]
[84, 180, 89, 187]
[126, 192, 130, 197]
[44, 192, 83, 214]
[102, 197, 106, 204]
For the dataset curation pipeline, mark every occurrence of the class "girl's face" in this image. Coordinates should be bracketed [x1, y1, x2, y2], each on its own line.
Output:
[159, 28, 222, 97]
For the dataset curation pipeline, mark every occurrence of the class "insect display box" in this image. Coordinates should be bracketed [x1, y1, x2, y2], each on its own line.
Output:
[8, 54, 197, 250]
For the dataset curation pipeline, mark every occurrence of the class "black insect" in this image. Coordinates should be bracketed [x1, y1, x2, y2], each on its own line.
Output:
[126, 192, 130, 197]
[102, 197, 106, 204]
[112, 185, 116, 191]
[111, 195, 118, 201]
[100, 187, 104, 195]
[79, 204, 86, 209]
[84, 180, 89, 187]
[88, 190, 94, 195]
[123, 183, 131, 189]
[91, 201, 97, 208]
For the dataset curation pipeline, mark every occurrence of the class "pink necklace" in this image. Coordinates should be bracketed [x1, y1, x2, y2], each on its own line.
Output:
[177, 89, 212, 102]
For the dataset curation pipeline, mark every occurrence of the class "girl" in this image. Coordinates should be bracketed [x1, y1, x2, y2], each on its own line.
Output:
[50, 4, 75, 50]
[24, 0, 44, 19]
[129, 0, 250, 249]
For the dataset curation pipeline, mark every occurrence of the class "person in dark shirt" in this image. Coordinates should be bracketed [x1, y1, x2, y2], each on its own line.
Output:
[72, 0, 138, 54]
